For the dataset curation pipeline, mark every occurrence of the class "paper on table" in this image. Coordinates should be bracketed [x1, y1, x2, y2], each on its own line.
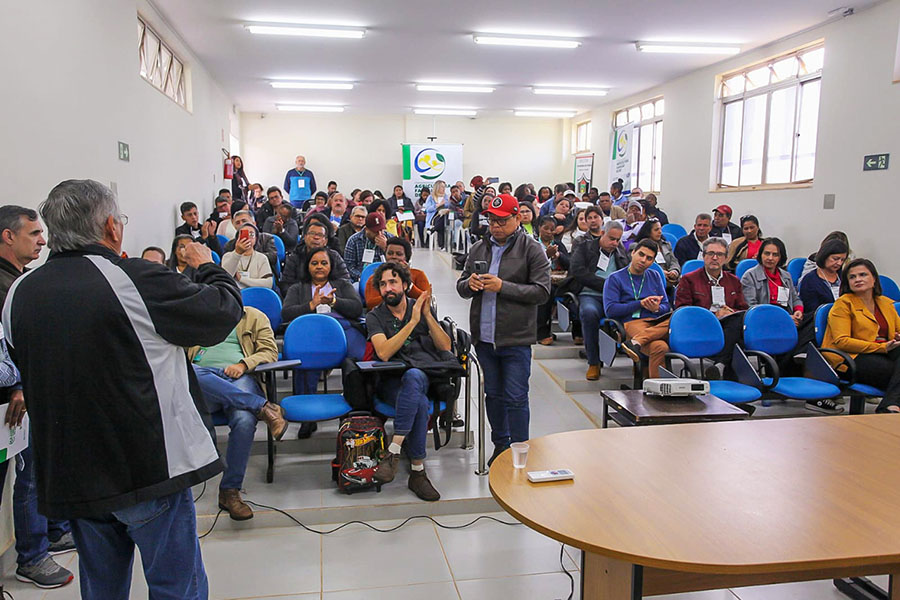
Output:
[398, 211, 416, 222]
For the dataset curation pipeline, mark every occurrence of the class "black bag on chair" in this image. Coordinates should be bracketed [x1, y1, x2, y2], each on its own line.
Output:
[341, 358, 375, 411]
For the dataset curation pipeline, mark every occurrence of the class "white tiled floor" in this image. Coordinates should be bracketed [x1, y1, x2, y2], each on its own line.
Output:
[0, 250, 887, 599]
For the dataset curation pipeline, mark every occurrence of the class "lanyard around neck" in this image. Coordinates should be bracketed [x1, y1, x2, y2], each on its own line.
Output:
[629, 271, 646, 301]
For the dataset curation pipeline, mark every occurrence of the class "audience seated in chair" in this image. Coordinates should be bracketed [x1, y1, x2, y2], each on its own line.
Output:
[168, 235, 199, 281]
[337, 206, 368, 256]
[262, 203, 299, 254]
[207, 195, 232, 228]
[619, 201, 646, 249]
[322, 192, 349, 231]
[799, 230, 853, 284]
[642, 194, 668, 225]
[188, 307, 286, 521]
[798, 239, 848, 316]
[254, 186, 286, 228]
[365, 237, 431, 310]
[281, 218, 350, 295]
[725, 215, 762, 271]
[222, 210, 278, 272]
[535, 216, 570, 346]
[345, 212, 393, 282]
[674, 213, 712, 266]
[710, 204, 742, 243]
[631, 218, 680, 289]
[175, 201, 223, 255]
[140, 246, 166, 265]
[517, 201, 536, 238]
[597, 192, 626, 220]
[221, 224, 273, 290]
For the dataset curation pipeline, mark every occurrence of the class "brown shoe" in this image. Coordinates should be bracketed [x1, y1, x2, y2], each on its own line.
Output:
[586, 365, 601, 381]
[373, 452, 399, 483]
[538, 337, 554, 346]
[218, 488, 253, 521]
[257, 402, 287, 440]
[573, 336, 584, 345]
[408, 469, 440, 501]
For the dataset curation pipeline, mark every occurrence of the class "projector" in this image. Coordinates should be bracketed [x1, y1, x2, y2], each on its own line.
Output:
[642, 378, 710, 397]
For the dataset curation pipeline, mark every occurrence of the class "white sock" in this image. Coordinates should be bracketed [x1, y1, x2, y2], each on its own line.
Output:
[388, 442, 402, 455]
[410, 463, 424, 472]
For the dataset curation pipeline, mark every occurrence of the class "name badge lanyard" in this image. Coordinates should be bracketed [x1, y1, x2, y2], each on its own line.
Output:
[630, 272, 647, 317]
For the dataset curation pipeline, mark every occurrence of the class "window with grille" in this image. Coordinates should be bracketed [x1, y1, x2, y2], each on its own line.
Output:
[716, 42, 823, 189]
[613, 98, 664, 193]
[573, 120, 592, 153]
[138, 16, 187, 109]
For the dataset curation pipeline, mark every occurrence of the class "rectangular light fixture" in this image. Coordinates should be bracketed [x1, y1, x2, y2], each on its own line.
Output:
[515, 110, 576, 118]
[533, 87, 608, 96]
[271, 81, 354, 90]
[635, 42, 741, 55]
[414, 108, 477, 116]
[276, 104, 345, 112]
[473, 35, 580, 49]
[246, 24, 366, 39]
[416, 84, 494, 93]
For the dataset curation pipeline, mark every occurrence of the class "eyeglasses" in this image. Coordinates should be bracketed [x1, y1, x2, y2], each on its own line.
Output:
[306, 232, 326, 239]
[118, 214, 129, 226]
[488, 215, 513, 225]
[704, 251, 727, 258]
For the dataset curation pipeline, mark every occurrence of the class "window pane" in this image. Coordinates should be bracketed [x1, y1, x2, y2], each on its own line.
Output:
[641, 103, 655, 121]
[794, 79, 821, 181]
[586, 121, 592, 150]
[722, 74, 744, 97]
[143, 29, 159, 82]
[739, 95, 766, 186]
[771, 57, 798, 82]
[160, 45, 173, 94]
[616, 111, 628, 127]
[577, 123, 587, 151]
[720, 101, 743, 186]
[628, 107, 641, 124]
[653, 121, 663, 191]
[800, 47, 824, 74]
[745, 66, 770, 91]
[638, 124, 653, 190]
[765, 86, 798, 184]
[654, 99, 664, 116]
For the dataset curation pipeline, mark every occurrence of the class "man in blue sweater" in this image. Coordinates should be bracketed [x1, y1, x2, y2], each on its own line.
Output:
[603, 238, 670, 378]
[283, 155, 317, 204]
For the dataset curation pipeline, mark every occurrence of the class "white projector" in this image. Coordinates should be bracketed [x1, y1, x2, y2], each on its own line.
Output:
[642, 378, 710, 397]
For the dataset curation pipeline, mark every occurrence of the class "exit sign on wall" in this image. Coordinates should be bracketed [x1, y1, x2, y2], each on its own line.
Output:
[863, 153, 889, 171]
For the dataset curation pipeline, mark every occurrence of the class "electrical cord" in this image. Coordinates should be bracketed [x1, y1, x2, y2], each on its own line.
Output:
[193, 481, 206, 504]
[559, 544, 575, 600]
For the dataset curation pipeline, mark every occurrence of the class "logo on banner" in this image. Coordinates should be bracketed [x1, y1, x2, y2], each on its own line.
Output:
[414, 148, 446, 180]
[616, 130, 629, 156]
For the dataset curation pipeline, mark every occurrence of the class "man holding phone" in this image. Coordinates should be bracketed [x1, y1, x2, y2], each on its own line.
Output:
[456, 194, 550, 467]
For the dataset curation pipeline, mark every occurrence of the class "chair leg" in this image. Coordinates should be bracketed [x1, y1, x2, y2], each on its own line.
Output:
[266, 429, 275, 483]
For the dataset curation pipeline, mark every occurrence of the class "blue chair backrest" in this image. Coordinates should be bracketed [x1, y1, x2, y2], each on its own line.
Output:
[814, 302, 833, 347]
[735, 259, 756, 280]
[895, 301, 900, 315]
[662, 232, 678, 247]
[668, 307, 724, 358]
[358, 262, 383, 299]
[880, 275, 900, 301]
[271, 234, 286, 264]
[743, 304, 797, 355]
[241, 287, 283, 331]
[661, 223, 687, 240]
[211, 250, 221, 265]
[682, 259, 704, 275]
[787, 258, 806, 286]
[217, 234, 230, 249]
[284, 314, 347, 369]
[649, 262, 665, 278]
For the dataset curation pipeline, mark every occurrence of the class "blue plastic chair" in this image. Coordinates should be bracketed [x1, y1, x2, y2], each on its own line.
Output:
[743, 305, 841, 401]
[358, 262, 383, 301]
[735, 259, 756, 280]
[242, 287, 283, 331]
[661, 223, 687, 240]
[662, 232, 678, 248]
[666, 307, 762, 405]
[271, 234, 286, 266]
[217, 234, 230, 249]
[682, 259, 704, 275]
[787, 258, 806, 286]
[211, 250, 221, 265]
[280, 315, 352, 424]
[880, 275, 900, 301]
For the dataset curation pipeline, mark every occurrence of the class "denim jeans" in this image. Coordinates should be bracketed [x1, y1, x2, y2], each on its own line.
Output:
[378, 368, 431, 460]
[474, 343, 531, 448]
[71, 488, 207, 600]
[578, 294, 605, 366]
[193, 366, 265, 490]
[13, 442, 71, 566]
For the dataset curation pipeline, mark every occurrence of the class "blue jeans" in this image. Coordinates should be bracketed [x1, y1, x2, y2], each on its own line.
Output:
[71, 488, 207, 600]
[193, 366, 265, 490]
[578, 294, 605, 366]
[474, 343, 532, 448]
[378, 368, 431, 460]
[13, 442, 71, 566]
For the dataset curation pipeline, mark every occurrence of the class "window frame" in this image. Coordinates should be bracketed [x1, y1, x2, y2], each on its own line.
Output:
[138, 15, 189, 111]
[573, 120, 592, 154]
[612, 97, 664, 193]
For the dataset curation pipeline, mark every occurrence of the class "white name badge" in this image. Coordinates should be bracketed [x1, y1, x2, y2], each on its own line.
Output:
[238, 271, 250, 280]
[697, 250, 704, 260]
[190, 229, 201, 239]
[597, 252, 610, 271]
[722, 232, 733, 245]
[711, 286, 726, 307]
[776, 286, 789, 305]
[655, 252, 666, 264]
[219, 212, 229, 219]
[362, 248, 376, 264]
[316, 303, 332, 314]
[831, 285, 841, 300]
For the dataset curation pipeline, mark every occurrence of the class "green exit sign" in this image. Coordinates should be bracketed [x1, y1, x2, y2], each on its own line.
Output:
[118, 141, 130, 162]
[863, 153, 889, 171]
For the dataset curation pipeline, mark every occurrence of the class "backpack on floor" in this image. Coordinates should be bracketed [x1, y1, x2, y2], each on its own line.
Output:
[331, 412, 386, 494]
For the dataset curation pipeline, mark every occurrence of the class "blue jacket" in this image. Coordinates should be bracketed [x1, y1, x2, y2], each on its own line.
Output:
[283, 168, 317, 195]
[799, 270, 839, 315]
[603, 267, 670, 322]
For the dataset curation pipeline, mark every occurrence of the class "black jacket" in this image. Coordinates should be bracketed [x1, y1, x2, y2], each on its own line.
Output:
[711, 222, 742, 241]
[174, 223, 223, 255]
[569, 237, 628, 294]
[3, 246, 242, 519]
[281, 279, 363, 322]
[674, 232, 705, 266]
[280, 247, 349, 296]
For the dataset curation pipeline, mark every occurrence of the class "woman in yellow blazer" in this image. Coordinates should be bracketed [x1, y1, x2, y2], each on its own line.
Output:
[822, 258, 900, 413]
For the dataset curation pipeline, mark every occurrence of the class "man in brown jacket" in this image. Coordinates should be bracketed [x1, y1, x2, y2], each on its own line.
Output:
[188, 306, 285, 520]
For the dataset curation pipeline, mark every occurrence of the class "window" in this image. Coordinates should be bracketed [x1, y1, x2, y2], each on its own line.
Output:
[716, 43, 823, 189]
[138, 16, 187, 109]
[573, 120, 592, 153]
[613, 98, 664, 192]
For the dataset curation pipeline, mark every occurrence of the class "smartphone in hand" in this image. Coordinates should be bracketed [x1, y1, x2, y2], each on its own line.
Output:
[238, 228, 251, 244]
[474, 260, 488, 275]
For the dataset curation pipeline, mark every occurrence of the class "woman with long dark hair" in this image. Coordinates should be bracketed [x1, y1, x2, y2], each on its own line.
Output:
[167, 234, 198, 280]
[230, 155, 249, 200]
[725, 215, 762, 271]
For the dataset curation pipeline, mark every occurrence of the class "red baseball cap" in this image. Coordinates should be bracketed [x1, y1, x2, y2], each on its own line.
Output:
[484, 194, 519, 218]
[470, 175, 485, 188]
[365, 211, 386, 232]
[712, 204, 733, 217]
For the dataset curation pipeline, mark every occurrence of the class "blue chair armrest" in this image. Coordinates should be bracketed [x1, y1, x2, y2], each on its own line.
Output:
[664, 352, 700, 378]
[816, 347, 857, 387]
[254, 359, 303, 373]
[744, 350, 780, 390]
[602, 318, 626, 344]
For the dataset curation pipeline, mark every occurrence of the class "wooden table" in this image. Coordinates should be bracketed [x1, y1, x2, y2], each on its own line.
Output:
[600, 389, 749, 428]
[490, 416, 900, 599]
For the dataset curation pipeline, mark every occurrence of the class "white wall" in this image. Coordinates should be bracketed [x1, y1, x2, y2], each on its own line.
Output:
[584, 0, 900, 273]
[0, 0, 236, 259]
[241, 113, 574, 196]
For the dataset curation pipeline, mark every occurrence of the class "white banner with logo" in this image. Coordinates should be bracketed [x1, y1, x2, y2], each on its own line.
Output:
[609, 124, 634, 191]
[574, 153, 594, 195]
[402, 144, 464, 199]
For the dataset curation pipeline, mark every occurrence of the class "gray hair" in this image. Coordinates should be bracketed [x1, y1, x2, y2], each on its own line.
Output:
[0, 205, 39, 236]
[40, 180, 119, 252]
[602, 219, 624, 233]
[351, 205, 368, 217]
[695, 212, 712, 223]
[702, 237, 729, 253]
[233, 210, 253, 220]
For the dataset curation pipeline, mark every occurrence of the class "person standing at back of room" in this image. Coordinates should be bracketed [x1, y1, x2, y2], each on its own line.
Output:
[283, 154, 317, 199]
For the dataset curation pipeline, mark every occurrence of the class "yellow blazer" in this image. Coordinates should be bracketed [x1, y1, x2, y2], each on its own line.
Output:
[822, 293, 900, 360]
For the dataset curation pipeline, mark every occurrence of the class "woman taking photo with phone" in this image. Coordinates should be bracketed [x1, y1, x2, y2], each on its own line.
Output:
[222, 224, 273, 289]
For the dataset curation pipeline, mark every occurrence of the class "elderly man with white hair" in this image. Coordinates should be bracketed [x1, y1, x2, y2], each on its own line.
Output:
[283, 154, 318, 201]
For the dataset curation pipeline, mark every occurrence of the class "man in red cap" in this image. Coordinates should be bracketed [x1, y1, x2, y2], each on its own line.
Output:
[456, 194, 551, 467]
[344, 211, 393, 282]
[711, 204, 741, 244]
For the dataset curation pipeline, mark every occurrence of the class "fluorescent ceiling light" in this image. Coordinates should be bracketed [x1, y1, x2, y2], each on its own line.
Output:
[515, 110, 577, 118]
[414, 108, 477, 116]
[635, 41, 741, 55]
[533, 87, 608, 96]
[246, 24, 366, 39]
[473, 35, 580, 49]
[416, 84, 494, 93]
[271, 81, 354, 90]
[276, 104, 345, 112]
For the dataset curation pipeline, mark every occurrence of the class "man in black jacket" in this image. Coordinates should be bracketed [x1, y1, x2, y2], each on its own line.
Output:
[569, 215, 626, 380]
[280, 217, 349, 296]
[674, 213, 712, 266]
[4, 180, 242, 599]
[175, 201, 223, 255]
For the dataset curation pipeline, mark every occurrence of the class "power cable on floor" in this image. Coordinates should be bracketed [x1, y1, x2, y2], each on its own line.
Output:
[559, 544, 575, 600]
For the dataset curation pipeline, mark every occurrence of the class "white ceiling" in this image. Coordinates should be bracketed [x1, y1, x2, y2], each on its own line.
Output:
[152, 0, 871, 116]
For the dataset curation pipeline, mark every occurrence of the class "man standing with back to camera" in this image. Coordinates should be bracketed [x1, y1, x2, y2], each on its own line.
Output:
[3, 180, 243, 599]
[457, 193, 550, 467]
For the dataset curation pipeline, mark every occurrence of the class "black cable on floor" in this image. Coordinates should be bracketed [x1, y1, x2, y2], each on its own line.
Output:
[198, 509, 223, 539]
[193, 480, 206, 504]
[559, 544, 575, 600]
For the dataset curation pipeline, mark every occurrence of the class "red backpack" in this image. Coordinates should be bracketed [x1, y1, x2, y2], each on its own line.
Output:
[331, 413, 386, 494]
